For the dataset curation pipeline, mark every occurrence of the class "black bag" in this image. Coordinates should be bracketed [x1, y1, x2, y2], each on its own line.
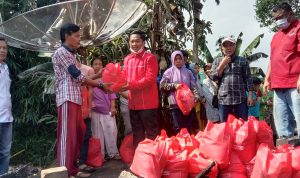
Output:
[212, 94, 219, 108]
[212, 80, 221, 109]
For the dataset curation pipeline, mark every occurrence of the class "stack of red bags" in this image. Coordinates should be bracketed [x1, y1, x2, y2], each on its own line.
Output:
[125, 114, 300, 178]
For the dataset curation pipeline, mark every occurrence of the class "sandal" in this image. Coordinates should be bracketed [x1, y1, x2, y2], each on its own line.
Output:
[79, 164, 96, 173]
[76, 171, 91, 178]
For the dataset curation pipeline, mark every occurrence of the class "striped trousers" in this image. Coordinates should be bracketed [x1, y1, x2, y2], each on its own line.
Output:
[57, 102, 82, 177]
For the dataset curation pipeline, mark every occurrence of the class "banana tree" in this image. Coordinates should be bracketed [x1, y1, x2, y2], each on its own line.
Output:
[201, 32, 268, 64]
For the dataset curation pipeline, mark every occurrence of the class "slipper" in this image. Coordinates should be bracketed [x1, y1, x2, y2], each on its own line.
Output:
[76, 171, 91, 178]
[81, 166, 96, 173]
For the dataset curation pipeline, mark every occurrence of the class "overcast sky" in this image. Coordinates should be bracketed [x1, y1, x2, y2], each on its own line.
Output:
[199, 0, 274, 72]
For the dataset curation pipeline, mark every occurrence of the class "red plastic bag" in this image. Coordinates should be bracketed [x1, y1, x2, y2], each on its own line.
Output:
[195, 131, 203, 141]
[176, 128, 200, 154]
[249, 116, 275, 149]
[176, 83, 195, 115]
[86, 137, 103, 167]
[293, 171, 300, 178]
[228, 116, 257, 163]
[245, 157, 256, 178]
[81, 86, 89, 119]
[130, 137, 170, 178]
[219, 152, 247, 178]
[199, 122, 232, 169]
[291, 147, 300, 171]
[102, 63, 127, 92]
[120, 134, 135, 164]
[188, 149, 218, 178]
[162, 149, 188, 178]
[130, 139, 160, 178]
[251, 144, 292, 178]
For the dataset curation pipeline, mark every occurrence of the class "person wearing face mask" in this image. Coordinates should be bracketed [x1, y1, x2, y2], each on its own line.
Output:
[210, 36, 254, 122]
[121, 30, 160, 148]
[263, 2, 300, 140]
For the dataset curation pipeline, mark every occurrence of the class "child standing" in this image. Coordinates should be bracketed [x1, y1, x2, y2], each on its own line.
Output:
[90, 57, 120, 160]
[247, 77, 262, 119]
[160, 51, 199, 134]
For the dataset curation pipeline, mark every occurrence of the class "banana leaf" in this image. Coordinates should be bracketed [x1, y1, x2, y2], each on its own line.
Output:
[246, 52, 268, 63]
[235, 32, 243, 56]
[241, 33, 264, 57]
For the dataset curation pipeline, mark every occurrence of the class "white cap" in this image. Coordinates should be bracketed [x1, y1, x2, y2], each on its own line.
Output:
[221, 36, 236, 45]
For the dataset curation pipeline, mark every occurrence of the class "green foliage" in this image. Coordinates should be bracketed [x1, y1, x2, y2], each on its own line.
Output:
[255, 0, 300, 31]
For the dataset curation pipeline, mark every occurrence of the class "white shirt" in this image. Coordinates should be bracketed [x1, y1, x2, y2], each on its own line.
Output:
[0, 63, 13, 123]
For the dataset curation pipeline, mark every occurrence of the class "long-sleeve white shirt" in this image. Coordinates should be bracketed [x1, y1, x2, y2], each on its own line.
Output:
[0, 63, 13, 123]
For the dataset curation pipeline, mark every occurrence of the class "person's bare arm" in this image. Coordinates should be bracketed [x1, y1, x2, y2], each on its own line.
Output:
[263, 63, 271, 95]
[119, 91, 128, 99]
[216, 56, 231, 76]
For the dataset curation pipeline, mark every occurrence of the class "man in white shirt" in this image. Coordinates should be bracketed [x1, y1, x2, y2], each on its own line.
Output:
[0, 37, 13, 175]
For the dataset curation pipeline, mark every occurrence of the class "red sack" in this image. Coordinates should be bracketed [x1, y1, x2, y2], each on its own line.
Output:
[162, 149, 188, 178]
[291, 147, 300, 171]
[195, 131, 203, 141]
[219, 152, 247, 178]
[81, 86, 89, 119]
[130, 139, 160, 178]
[176, 128, 200, 154]
[251, 144, 292, 178]
[130, 138, 170, 178]
[102, 63, 127, 92]
[199, 122, 232, 169]
[120, 134, 135, 164]
[176, 83, 195, 115]
[249, 116, 275, 149]
[228, 116, 257, 163]
[86, 137, 103, 167]
[293, 171, 300, 178]
[188, 149, 218, 178]
[245, 157, 256, 178]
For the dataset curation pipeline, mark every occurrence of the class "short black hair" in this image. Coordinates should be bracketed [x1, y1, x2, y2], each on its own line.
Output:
[273, 2, 293, 13]
[60, 23, 80, 43]
[91, 55, 107, 66]
[0, 37, 7, 45]
[130, 30, 146, 41]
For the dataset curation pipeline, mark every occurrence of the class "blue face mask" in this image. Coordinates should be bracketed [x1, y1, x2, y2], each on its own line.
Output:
[276, 18, 291, 30]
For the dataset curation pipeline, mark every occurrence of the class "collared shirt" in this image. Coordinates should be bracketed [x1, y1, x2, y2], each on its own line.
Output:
[0, 63, 13, 123]
[52, 46, 85, 107]
[210, 56, 254, 105]
[123, 49, 159, 110]
[270, 20, 300, 89]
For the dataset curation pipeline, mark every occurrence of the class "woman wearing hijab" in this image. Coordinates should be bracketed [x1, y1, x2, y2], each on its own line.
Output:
[189, 63, 207, 131]
[160, 51, 199, 134]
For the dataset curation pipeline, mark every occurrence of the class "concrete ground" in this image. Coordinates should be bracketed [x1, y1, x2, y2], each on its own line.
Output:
[89, 160, 136, 178]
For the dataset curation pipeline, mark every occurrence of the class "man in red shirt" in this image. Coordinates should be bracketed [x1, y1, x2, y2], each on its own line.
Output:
[121, 30, 160, 147]
[264, 2, 300, 139]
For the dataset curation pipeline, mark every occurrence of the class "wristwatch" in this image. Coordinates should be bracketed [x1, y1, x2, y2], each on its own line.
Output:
[98, 82, 104, 89]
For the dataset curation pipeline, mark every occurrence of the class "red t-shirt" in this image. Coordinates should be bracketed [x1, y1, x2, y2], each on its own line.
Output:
[270, 20, 300, 89]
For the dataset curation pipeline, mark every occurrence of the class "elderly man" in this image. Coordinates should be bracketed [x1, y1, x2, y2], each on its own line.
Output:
[264, 2, 300, 139]
[0, 37, 13, 175]
[210, 36, 254, 122]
